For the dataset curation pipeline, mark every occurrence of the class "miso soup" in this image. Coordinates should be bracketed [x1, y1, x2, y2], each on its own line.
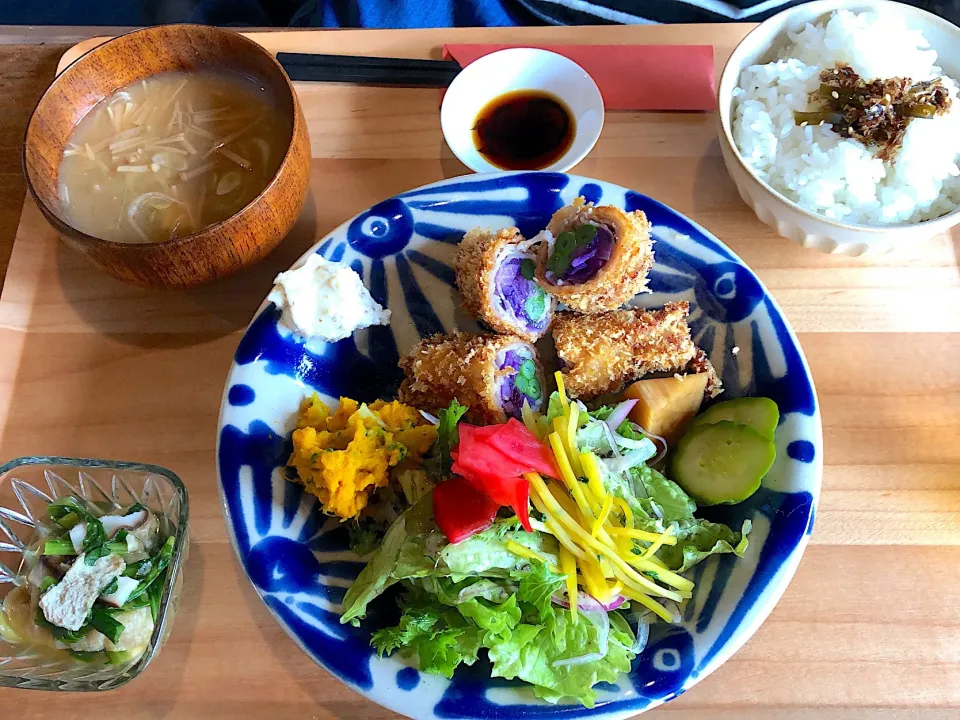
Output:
[58, 70, 292, 244]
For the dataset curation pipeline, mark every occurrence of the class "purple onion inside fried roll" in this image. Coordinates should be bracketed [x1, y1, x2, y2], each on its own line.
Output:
[497, 349, 543, 418]
[545, 223, 614, 286]
[492, 252, 551, 336]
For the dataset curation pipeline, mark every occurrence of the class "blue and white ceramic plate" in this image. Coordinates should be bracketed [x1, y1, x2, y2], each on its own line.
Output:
[216, 172, 822, 719]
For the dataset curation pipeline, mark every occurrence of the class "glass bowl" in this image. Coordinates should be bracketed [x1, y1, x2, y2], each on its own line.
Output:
[0, 457, 188, 691]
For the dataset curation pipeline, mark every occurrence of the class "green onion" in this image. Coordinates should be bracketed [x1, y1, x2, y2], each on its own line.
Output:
[101, 577, 119, 597]
[519, 258, 536, 281]
[54, 512, 80, 530]
[90, 608, 125, 644]
[555, 231, 576, 255]
[106, 650, 136, 665]
[126, 536, 174, 604]
[43, 538, 77, 556]
[67, 650, 102, 663]
[43, 539, 128, 557]
[46, 497, 89, 524]
[574, 223, 597, 246]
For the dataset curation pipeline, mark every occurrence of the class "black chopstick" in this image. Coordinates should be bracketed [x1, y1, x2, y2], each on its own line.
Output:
[277, 52, 461, 87]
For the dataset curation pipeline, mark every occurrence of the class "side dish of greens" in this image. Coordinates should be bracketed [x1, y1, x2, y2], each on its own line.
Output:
[0, 496, 174, 666]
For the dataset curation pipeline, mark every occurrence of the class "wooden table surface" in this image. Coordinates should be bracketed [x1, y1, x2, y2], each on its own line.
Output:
[1, 23, 959, 720]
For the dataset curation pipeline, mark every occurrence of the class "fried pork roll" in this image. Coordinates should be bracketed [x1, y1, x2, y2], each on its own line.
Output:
[535, 197, 655, 313]
[685, 347, 723, 399]
[553, 301, 722, 400]
[399, 332, 544, 424]
[455, 227, 554, 342]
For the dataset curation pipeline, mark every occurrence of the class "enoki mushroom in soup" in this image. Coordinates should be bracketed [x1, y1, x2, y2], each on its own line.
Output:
[58, 70, 291, 244]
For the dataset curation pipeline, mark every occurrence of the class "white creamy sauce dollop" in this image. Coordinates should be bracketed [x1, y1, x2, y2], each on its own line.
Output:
[271, 253, 391, 342]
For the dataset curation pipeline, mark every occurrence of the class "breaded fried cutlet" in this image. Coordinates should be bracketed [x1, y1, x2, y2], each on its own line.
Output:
[683, 347, 723, 399]
[553, 302, 699, 399]
[398, 332, 544, 425]
[455, 227, 554, 342]
[535, 197, 654, 313]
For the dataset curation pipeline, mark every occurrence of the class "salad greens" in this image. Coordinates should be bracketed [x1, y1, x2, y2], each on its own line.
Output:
[342, 393, 758, 706]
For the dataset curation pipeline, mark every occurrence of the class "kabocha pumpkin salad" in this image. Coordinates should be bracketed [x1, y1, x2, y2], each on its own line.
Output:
[285, 375, 778, 708]
[279, 199, 783, 708]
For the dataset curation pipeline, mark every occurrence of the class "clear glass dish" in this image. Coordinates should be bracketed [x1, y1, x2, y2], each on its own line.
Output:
[0, 456, 188, 691]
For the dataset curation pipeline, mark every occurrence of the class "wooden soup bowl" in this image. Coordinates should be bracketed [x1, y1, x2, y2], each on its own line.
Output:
[23, 24, 311, 289]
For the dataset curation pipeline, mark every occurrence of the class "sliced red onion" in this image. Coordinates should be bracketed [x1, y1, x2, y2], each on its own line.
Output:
[598, 421, 622, 459]
[419, 410, 439, 425]
[626, 421, 669, 466]
[604, 399, 637, 433]
[551, 590, 626, 612]
[621, 611, 652, 653]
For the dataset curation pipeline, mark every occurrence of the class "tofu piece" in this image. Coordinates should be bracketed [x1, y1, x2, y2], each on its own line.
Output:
[128, 511, 159, 553]
[55, 606, 154, 653]
[106, 607, 154, 653]
[39, 553, 125, 631]
[100, 576, 140, 608]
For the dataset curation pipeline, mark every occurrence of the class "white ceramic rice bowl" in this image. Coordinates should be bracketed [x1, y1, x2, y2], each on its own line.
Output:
[717, 0, 960, 255]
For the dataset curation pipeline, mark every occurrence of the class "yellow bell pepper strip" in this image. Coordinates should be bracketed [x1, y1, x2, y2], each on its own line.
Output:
[608, 527, 678, 544]
[592, 496, 613, 537]
[619, 587, 674, 622]
[525, 473, 681, 601]
[554, 371, 569, 413]
[559, 546, 579, 622]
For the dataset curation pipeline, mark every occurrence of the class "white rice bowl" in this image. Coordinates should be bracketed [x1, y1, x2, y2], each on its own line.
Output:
[731, 10, 960, 226]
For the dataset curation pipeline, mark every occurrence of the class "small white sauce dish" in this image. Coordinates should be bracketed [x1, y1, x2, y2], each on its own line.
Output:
[717, 0, 960, 256]
[441, 48, 604, 174]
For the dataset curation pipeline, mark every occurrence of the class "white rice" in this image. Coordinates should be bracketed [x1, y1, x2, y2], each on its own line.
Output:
[732, 10, 960, 225]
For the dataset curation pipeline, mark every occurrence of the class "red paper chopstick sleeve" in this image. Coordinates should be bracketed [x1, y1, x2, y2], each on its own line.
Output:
[443, 44, 716, 112]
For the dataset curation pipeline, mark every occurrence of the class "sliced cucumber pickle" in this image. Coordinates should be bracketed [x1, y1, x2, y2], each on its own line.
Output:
[691, 397, 779, 440]
[671, 420, 775, 505]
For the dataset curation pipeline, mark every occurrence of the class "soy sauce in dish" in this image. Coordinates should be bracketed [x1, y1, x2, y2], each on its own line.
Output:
[472, 90, 575, 170]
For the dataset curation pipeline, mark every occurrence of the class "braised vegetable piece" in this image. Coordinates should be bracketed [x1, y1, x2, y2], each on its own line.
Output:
[671, 421, 775, 505]
[793, 63, 952, 161]
[690, 397, 780, 440]
[623, 374, 709, 444]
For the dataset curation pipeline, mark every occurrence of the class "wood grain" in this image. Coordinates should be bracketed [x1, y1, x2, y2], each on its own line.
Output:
[0, 23, 959, 720]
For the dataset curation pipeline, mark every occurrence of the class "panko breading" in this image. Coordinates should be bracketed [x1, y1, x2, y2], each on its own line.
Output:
[683, 347, 723, 399]
[535, 197, 654, 313]
[553, 302, 700, 399]
[287, 395, 436, 520]
[455, 227, 554, 342]
[398, 332, 543, 425]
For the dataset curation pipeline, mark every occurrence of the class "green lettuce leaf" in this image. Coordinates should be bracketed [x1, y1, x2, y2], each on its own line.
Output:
[575, 420, 614, 456]
[515, 561, 564, 621]
[588, 406, 614, 421]
[417, 626, 484, 678]
[633, 465, 697, 522]
[458, 595, 521, 638]
[423, 399, 468, 478]
[339, 503, 442, 625]
[658, 518, 752, 572]
[440, 525, 558, 580]
[545, 391, 566, 423]
[396, 469, 434, 507]
[487, 609, 635, 708]
[371, 602, 443, 656]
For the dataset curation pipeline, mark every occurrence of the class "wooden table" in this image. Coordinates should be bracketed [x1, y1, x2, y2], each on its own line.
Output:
[1, 23, 959, 720]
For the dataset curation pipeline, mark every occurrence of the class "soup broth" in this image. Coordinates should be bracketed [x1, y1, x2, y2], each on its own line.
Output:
[58, 70, 292, 244]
